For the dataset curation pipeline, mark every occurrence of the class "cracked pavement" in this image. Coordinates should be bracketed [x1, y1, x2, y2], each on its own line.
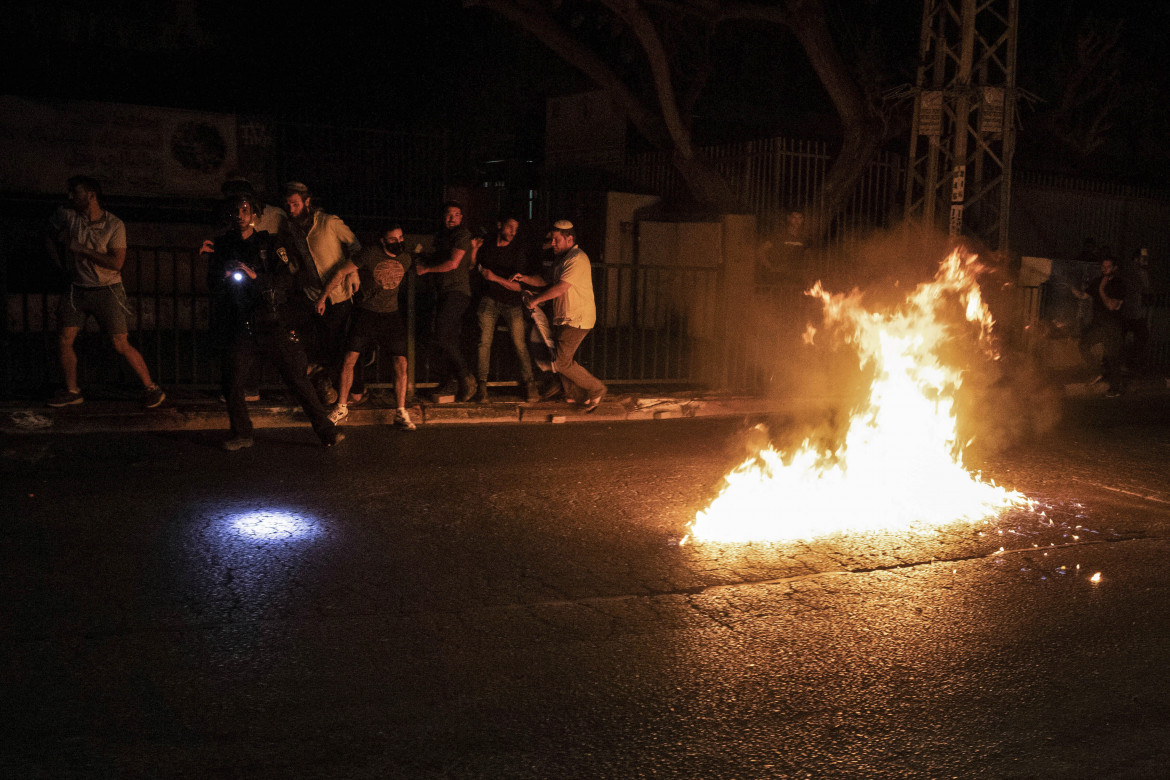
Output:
[3, 397, 1170, 778]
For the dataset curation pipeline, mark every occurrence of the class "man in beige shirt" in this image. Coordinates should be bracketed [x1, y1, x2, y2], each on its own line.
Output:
[283, 181, 361, 404]
[513, 220, 606, 412]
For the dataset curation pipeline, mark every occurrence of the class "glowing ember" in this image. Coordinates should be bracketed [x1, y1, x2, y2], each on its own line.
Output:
[690, 249, 1029, 543]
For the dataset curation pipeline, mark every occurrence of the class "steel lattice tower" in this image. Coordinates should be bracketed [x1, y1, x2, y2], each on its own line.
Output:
[905, 0, 1019, 251]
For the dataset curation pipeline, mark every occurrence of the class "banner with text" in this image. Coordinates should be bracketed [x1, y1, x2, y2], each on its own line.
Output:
[0, 96, 238, 198]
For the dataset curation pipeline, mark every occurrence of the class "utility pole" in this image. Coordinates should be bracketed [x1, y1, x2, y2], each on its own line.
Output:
[905, 0, 1018, 252]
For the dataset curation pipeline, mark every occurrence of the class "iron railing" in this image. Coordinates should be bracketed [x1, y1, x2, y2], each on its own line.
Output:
[3, 250, 726, 396]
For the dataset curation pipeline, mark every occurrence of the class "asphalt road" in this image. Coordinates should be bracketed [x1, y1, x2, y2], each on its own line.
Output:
[3, 398, 1170, 779]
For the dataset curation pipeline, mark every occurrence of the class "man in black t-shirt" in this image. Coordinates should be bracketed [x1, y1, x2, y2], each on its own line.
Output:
[1073, 257, 1127, 396]
[471, 216, 540, 402]
[416, 201, 476, 401]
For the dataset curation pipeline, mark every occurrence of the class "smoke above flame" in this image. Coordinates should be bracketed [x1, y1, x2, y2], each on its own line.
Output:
[689, 249, 1030, 543]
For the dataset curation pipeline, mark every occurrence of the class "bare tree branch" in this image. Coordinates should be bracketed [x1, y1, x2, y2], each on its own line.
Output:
[468, 0, 886, 231]
[466, 0, 671, 148]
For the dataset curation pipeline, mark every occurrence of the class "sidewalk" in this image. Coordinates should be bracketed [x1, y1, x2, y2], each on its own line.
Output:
[0, 386, 786, 436]
[4, 377, 1165, 436]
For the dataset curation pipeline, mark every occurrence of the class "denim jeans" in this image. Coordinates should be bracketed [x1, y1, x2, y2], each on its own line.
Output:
[476, 297, 534, 383]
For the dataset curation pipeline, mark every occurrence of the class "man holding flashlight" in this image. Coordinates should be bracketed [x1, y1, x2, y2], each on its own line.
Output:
[204, 191, 343, 450]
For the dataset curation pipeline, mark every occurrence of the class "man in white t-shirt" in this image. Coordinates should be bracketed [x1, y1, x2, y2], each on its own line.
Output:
[46, 176, 164, 409]
[512, 220, 607, 412]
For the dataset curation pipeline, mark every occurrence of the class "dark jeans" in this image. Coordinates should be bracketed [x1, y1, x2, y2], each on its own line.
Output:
[1079, 318, 1125, 390]
[431, 291, 471, 382]
[476, 297, 534, 383]
[313, 298, 356, 392]
[1123, 316, 1150, 375]
[224, 326, 337, 443]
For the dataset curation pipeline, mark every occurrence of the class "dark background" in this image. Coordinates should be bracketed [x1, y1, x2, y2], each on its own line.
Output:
[3, 0, 1169, 185]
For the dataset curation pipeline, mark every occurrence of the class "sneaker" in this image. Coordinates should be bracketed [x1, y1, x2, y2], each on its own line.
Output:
[222, 436, 254, 451]
[328, 404, 349, 424]
[457, 375, 478, 402]
[323, 432, 346, 448]
[394, 408, 417, 431]
[143, 385, 166, 409]
[312, 373, 338, 405]
[539, 382, 564, 401]
[434, 379, 459, 399]
[583, 386, 608, 413]
[525, 381, 540, 403]
[473, 384, 489, 403]
[47, 388, 84, 407]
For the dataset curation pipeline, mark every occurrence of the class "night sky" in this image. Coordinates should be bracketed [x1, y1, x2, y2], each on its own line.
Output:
[3, 0, 1169, 183]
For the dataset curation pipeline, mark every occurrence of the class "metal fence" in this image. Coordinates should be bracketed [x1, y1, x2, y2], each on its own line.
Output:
[620, 137, 904, 247]
[1015, 285, 1170, 373]
[269, 122, 449, 234]
[1011, 172, 1170, 262]
[3, 250, 726, 397]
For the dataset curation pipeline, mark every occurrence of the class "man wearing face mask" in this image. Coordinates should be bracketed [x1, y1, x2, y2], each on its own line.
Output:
[316, 225, 417, 429]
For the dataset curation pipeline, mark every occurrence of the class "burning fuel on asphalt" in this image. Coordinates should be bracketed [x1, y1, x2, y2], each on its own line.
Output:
[689, 249, 1034, 544]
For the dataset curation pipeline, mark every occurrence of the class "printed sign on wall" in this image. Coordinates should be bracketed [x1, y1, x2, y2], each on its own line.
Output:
[0, 96, 238, 198]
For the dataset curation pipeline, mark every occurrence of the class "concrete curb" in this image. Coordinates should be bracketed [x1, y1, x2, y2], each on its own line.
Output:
[0, 393, 784, 436]
[5, 378, 1165, 436]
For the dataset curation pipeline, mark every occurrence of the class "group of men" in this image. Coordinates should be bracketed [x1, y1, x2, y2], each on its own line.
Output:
[45, 175, 607, 449]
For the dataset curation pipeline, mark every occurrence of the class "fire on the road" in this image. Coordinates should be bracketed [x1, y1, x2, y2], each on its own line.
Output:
[689, 249, 1031, 544]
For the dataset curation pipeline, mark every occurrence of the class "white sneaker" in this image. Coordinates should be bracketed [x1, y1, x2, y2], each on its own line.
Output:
[328, 404, 349, 424]
[394, 408, 416, 430]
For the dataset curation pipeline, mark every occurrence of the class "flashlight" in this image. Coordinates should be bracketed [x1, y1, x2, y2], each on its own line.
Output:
[233, 271, 244, 282]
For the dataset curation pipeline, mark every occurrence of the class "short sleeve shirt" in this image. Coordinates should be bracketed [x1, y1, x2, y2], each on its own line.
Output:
[51, 206, 127, 287]
[1090, 274, 1126, 324]
[355, 246, 413, 313]
[479, 239, 537, 305]
[432, 225, 473, 296]
[551, 246, 596, 329]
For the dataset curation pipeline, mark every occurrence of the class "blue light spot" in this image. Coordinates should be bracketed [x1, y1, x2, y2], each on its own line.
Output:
[227, 510, 322, 541]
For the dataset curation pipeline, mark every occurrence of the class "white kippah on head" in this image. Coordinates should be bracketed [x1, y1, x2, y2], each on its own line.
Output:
[552, 219, 574, 230]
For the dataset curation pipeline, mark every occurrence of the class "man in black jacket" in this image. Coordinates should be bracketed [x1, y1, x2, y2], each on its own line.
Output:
[204, 192, 344, 450]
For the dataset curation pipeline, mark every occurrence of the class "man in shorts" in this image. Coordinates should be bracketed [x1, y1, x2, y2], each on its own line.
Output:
[47, 175, 165, 408]
[317, 224, 417, 430]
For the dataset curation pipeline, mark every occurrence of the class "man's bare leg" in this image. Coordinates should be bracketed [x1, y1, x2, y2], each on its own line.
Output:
[337, 351, 360, 408]
[394, 355, 408, 409]
[110, 333, 156, 389]
[58, 326, 82, 392]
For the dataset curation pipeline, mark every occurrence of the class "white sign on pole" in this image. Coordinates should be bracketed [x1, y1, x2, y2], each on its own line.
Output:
[949, 205, 964, 236]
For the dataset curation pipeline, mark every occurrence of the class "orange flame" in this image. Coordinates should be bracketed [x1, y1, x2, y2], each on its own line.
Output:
[690, 250, 1028, 543]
